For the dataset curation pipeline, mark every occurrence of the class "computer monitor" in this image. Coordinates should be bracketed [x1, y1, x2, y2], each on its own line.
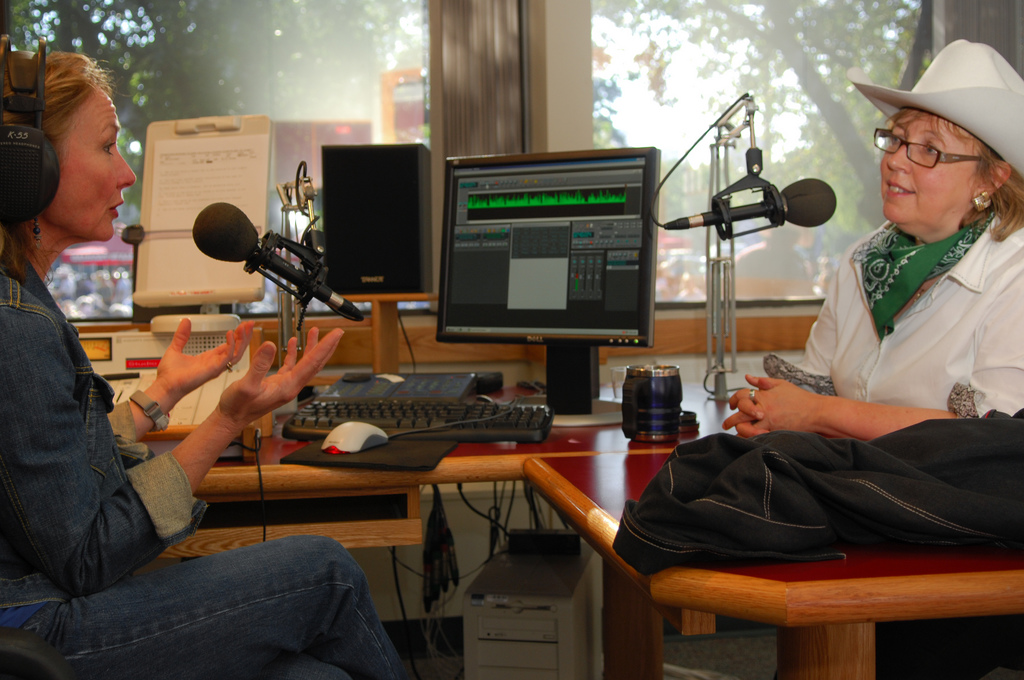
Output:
[436, 147, 661, 425]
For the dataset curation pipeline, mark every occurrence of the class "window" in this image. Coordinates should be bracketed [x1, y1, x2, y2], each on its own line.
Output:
[9, 0, 428, 320]
[591, 1, 926, 302]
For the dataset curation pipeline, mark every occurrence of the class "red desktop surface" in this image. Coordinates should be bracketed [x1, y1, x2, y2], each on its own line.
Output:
[539, 451, 1024, 583]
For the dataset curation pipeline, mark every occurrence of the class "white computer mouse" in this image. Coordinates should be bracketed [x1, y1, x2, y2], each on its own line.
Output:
[321, 421, 389, 454]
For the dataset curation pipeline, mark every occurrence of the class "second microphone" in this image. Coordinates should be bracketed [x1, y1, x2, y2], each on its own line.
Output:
[665, 178, 837, 234]
[192, 202, 364, 321]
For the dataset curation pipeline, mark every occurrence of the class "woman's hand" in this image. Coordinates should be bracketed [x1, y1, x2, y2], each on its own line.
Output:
[723, 374, 825, 437]
[216, 327, 343, 430]
[172, 327, 343, 491]
[150, 318, 254, 407]
[723, 373, 958, 440]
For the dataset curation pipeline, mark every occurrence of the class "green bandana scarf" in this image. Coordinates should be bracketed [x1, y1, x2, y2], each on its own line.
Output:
[859, 214, 992, 339]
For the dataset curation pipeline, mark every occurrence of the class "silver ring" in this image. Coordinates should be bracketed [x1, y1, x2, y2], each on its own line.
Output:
[225, 360, 234, 372]
[749, 388, 756, 402]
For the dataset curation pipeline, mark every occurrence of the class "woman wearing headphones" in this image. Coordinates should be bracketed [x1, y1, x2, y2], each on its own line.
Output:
[0, 47, 405, 679]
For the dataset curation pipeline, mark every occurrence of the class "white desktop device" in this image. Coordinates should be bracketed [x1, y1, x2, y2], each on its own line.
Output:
[463, 548, 599, 680]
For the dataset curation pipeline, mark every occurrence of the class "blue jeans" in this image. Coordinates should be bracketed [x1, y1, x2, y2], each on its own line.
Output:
[20, 536, 406, 680]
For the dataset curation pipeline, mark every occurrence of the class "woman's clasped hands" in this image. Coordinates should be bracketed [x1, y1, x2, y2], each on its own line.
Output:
[723, 374, 826, 437]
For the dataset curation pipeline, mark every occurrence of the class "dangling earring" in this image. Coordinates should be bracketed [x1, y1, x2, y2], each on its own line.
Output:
[32, 218, 41, 248]
[972, 191, 992, 211]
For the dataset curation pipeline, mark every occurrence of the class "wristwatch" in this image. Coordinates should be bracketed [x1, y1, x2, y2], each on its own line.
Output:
[130, 390, 170, 431]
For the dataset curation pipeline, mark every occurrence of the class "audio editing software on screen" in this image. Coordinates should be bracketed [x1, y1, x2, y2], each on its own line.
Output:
[446, 157, 647, 337]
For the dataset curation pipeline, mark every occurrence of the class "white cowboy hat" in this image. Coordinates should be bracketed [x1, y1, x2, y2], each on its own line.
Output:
[848, 39, 1024, 173]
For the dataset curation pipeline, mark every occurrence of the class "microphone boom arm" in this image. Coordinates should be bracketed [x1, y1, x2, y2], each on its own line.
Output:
[247, 232, 364, 322]
[708, 170, 784, 240]
[245, 232, 321, 305]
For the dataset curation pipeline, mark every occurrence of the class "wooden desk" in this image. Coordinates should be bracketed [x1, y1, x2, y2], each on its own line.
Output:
[156, 378, 1024, 676]
[167, 388, 731, 556]
[166, 426, 675, 557]
[523, 452, 1024, 680]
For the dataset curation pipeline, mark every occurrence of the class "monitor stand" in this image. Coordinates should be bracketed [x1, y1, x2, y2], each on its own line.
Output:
[550, 398, 622, 427]
[544, 346, 623, 427]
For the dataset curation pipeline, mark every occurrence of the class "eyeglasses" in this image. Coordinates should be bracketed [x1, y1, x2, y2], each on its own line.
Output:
[873, 128, 982, 168]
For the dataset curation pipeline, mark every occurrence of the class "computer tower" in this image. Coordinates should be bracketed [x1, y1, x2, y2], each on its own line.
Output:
[320, 143, 432, 294]
[463, 548, 599, 680]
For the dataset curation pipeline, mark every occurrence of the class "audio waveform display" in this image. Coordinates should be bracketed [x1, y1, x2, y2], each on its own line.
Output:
[468, 188, 627, 209]
[466, 185, 635, 221]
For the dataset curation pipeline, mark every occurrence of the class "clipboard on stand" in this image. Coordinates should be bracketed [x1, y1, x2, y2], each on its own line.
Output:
[132, 115, 272, 311]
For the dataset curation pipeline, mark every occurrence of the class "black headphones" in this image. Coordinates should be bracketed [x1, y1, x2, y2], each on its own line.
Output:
[0, 35, 60, 224]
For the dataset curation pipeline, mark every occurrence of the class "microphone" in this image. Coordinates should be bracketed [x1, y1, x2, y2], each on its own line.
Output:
[192, 202, 364, 321]
[666, 178, 836, 233]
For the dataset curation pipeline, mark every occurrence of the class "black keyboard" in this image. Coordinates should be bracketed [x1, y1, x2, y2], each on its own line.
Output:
[282, 398, 554, 443]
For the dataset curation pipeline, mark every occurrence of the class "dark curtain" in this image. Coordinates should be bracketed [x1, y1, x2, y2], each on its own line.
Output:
[440, 0, 525, 158]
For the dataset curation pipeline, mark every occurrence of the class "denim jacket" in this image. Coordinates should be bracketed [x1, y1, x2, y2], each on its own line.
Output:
[0, 268, 204, 607]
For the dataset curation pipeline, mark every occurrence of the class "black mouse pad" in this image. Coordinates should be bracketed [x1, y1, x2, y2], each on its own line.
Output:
[280, 438, 458, 471]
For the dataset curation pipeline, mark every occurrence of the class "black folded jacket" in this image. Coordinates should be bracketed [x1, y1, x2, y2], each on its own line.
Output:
[613, 410, 1024, 574]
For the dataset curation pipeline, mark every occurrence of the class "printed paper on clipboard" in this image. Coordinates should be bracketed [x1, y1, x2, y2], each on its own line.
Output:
[133, 115, 271, 309]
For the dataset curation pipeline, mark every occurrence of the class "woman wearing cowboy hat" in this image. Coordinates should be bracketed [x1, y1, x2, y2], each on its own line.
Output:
[725, 39, 1024, 441]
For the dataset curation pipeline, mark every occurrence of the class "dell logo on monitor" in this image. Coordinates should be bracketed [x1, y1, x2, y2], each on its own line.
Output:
[526, 336, 545, 343]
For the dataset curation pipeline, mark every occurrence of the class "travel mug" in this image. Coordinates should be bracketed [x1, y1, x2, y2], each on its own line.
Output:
[620, 365, 682, 442]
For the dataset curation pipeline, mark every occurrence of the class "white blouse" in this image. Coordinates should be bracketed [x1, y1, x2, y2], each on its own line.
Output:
[792, 220, 1024, 417]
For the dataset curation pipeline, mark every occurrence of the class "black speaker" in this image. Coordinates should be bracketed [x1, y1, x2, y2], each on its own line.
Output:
[0, 36, 60, 224]
[320, 143, 431, 294]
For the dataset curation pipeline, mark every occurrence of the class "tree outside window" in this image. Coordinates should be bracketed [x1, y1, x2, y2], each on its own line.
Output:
[7, 0, 428, 319]
[591, 0, 925, 302]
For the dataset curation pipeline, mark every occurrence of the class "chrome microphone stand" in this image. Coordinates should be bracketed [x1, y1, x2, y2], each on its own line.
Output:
[705, 95, 761, 401]
[275, 167, 318, 362]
